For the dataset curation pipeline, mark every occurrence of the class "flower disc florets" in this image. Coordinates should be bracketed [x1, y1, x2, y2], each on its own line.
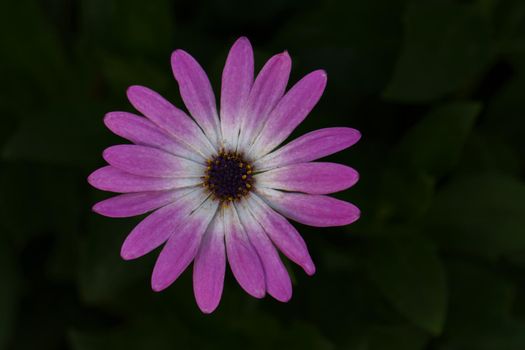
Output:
[203, 150, 254, 203]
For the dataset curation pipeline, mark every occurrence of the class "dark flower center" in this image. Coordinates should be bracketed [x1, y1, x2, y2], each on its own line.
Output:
[203, 150, 254, 202]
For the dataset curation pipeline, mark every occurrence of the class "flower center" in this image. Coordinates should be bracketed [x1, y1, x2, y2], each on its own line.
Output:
[203, 150, 254, 203]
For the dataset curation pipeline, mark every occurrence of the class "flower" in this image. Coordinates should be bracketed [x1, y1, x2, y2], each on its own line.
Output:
[88, 37, 361, 313]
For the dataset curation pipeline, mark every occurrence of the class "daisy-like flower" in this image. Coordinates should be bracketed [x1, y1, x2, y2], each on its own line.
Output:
[88, 37, 361, 313]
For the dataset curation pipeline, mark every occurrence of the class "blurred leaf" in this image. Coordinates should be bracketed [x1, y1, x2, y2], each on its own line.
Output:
[226, 315, 334, 350]
[448, 262, 514, 321]
[384, 1, 493, 102]
[494, 0, 525, 54]
[427, 172, 525, 258]
[366, 325, 429, 350]
[99, 52, 172, 96]
[280, 322, 334, 350]
[69, 312, 189, 350]
[0, 163, 82, 246]
[78, 215, 149, 305]
[0, 237, 18, 350]
[484, 67, 525, 154]
[377, 169, 435, 225]
[0, 0, 70, 100]
[277, 0, 404, 100]
[439, 261, 525, 350]
[1, 102, 108, 169]
[459, 130, 522, 176]
[395, 102, 481, 178]
[506, 251, 525, 269]
[79, 0, 175, 56]
[367, 235, 447, 335]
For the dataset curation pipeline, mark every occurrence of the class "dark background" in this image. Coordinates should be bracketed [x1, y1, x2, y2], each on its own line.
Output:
[1, 0, 525, 349]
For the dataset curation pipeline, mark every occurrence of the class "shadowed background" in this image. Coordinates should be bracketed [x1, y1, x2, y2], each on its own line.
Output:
[1, 0, 525, 349]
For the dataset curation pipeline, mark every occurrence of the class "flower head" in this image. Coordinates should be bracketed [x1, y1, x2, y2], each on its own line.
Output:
[88, 37, 361, 313]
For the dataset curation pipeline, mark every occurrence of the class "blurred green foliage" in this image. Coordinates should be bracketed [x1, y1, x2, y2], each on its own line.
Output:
[0, 0, 524, 349]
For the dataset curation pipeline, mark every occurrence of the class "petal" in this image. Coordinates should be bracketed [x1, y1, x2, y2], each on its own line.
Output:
[236, 202, 292, 302]
[120, 189, 208, 260]
[254, 127, 361, 171]
[256, 162, 359, 195]
[257, 188, 360, 227]
[88, 166, 201, 193]
[151, 197, 219, 291]
[224, 206, 265, 298]
[126, 85, 216, 157]
[193, 213, 226, 313]
[220, 37, 254, 148]
[171, 50, 221, 146]
[93, 189, 186, 218]
[237, 52, 291, 150]
[103, 145, 204, 178]
[104, 111, 204, 163]
[246, 195, 315, 275]
[248, 70, 327, 158]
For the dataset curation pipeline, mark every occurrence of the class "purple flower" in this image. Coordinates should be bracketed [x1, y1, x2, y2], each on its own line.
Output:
[88, 37, 361, 313]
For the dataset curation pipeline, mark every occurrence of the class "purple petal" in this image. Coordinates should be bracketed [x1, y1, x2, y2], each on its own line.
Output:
[104, 112, 203, 163]
[258, 188, 360, 227]
[236, 203, 292, 302]
[151, 198, 219, 291]
[246, 195, 315, 275]
[88, 166, 201, 193]
[126, 85, 216, 157]
[237, 52, 291, 150]
[249, 70, 327, 158]
[254, 127, 361, 171]
[171, 50, 221, 145]
[193, 214, 226, 313]
[224, 206, 265, 298]
[220, 37, 254, 148]
[92, 189, 184, 218]
[256, 162, 359, 195]
[103, 145, 204, 178]
[120, 189, 208, 260]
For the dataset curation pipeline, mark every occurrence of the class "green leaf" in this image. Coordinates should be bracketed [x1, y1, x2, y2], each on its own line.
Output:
[484, 67, 525, 153]
[439, 261, 525, 350]
[460, 130, 522, 176]
[1, 102, 108, 169]
[79, 0, 175, 55]
[276, 0, 404, 97]
[0, 163, 82, 246]
[384, 1, 493, 102]
[427, 172, 525, 258]
[280, 322, 334, 350]
[0, 0, 70, 99]
[0, 237, 18, 350]
[78, 215, 150, 306]
[395, 102, 481, 178]
[494, 0, 525, 54]
[367, 235, 447, 335]
[99, 52, 172, 97]
[377, 169, 435, 225]
[69, 313, 189, 350]
[366, 325, 429, 350]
